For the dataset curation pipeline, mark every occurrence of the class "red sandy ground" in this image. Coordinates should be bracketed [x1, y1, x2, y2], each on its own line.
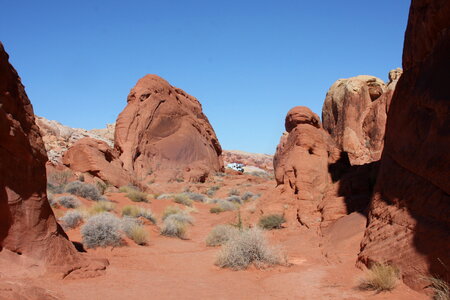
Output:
[10, 174, 427, 300]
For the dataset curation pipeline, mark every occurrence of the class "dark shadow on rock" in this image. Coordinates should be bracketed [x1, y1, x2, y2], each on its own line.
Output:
[72, 241, 86, 253]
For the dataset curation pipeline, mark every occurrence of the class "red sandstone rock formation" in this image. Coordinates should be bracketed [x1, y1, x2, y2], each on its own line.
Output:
[115, 75, 223, 183]
[0, 42, 106, 277]
[322, 71, 401, 166]
[223, 150, 273, 172]
[358, 0, 450, 290]
[62, 137, 132, 187]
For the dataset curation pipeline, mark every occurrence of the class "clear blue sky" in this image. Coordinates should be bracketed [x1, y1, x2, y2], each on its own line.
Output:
[1, 0, 410, 154]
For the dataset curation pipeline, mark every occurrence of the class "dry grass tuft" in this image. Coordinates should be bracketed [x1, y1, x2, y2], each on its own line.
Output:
[358, 263, 398, 292]
[428, 276, 449, 300]
[206, 225, 239, 247]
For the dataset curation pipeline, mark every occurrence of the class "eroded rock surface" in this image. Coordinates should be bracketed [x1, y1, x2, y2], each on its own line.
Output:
[115, 75, 223, 182]
[358, 0, 450, 290]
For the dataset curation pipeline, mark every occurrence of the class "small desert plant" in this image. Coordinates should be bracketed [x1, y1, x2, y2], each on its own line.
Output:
[48, 170, 72, 187]
[96, 181, 107, 194]
[206, 225, 239, 247]
[78, 174, 85, 182]
[160, 211, 193, 239]
[126, 191, 148, 203]
[219, 199, 238, 211]
[90, 201, 115, 214]
[162, 206, 183, 220]
[119, 185, 140, 193]
[184, 192, 208, 202]
[241, 191, 256, 201]
[210, 207, 225, 214]
[358, 263, 398, 292]
[228, 189, 240, 196]
[157, 194, 174, 200]
[56, 195, 81, 208]
[65, 181, 103, 201]
[428, 276, 449, 300]
[60, 210, 84, 229]
[121, 217, 148, 245]
[226, 195, 243, 204]
[207, 185, 220, 197]
[258, 214, 286, 230]
[122, 205, 156, 224]
[174, 194, 193, 207]
[215, 227, 283, 270]
[81, 213, 122, 248]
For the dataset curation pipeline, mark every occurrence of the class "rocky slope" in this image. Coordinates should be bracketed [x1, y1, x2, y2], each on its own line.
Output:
[358, 0, 450, 290]
[0, 42, 106, 278]
[223, 150, 273, 172]
[114, 75, 223, 183]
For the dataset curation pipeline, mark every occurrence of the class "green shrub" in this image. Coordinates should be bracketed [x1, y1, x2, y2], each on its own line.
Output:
[81, 213, 122, 248]
[210, 207, 225, 214]
[65, 181, 103, 201]
[215, 228, 284, 270]
[173, 194, 193, 207]
[90, 201, 115, 214]
[358, 263, 398, 292]
[162, 206, 183, 220]
[119, 185, 140, 193]
[126, 191, 148, 203]
[206, 225, 239, 247]
[258, 214, 285, 230]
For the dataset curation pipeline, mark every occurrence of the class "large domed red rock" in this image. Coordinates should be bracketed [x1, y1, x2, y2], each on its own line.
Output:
[114, 75, 223, 182]
[62, 137, 132, 187]
[0, 42, 106, 277]
[358, 0, 450, 290]
[273, 106, 339, 227]
[322, 71, 401, 166]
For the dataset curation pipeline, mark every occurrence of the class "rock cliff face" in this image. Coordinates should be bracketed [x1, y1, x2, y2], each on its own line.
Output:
[322, 72, 401, 165]
[358, 0, 450, 290]
[62, 137, 132, 187]
[114, 75, 223, 182]
[0, 42, 106, 277]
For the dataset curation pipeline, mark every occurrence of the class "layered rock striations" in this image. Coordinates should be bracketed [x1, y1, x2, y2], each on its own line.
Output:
[358, 0, 450, 290]
[114, 75, 223, 182]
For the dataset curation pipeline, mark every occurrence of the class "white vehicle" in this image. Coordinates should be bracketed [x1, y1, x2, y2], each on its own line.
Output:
[227, 162, 244, 172]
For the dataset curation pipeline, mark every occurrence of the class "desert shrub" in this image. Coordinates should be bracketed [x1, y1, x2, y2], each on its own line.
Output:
[228, 189, 240, 196]
[81, 213, 122, 248]
[258, 214, 285, 230]
[358, 263, 398, 292]
[428, 276, 450, 300]
[184, 192, 208, 202]
[119, 185, 140, 193]
[56, 195, 81, 208]
[157, 194, 173, 200]
[48, 170, 72, 187]
[162, 206, 183, 220]
[90, 201, 115, 214]
[160, 212, 193, 239]
[206, 225, 239, 247]
[219, 200, 238, 211]
[65, 181, 103, 201]
[60, 210, 83, 229]
[174, 194, 193, 207]
[96, 181, 107, 194]
[126, 191, 148, 203]
[241, 191, 256, 201]
[210, 207, 224, 214]
[121, 217, 148, 245]
[215, 227, 283, 270]
[78, 174, 85, 182]
[226, 195, 242, 204]
[206, 185, 220, 197]
[122, 205, 156, 224]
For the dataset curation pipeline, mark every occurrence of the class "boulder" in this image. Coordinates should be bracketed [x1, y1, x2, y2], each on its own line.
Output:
[0, 42, 106, 277]
[114, 75, 223, 182]
[322, 72, 401, 166]
[62, 137, 132, 187]
[358, 0, 450, 290]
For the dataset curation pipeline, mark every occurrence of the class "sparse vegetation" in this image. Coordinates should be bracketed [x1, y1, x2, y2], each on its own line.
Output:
[121, 217, 149, 245]
[126, 191, 149, 203]
[157, 194, 174, 200]
[160, 212, 193, 239]
[228, 189, 240, 196]
[47, 170, 72, 193]
[90, 201, 116, 214]
[184, 192, 208, 202]
[47, 193, 57, 207]
[122, 205, 156, 224]
[96, 181, 107, 194]
[56, 195, 81, 208]
[226, 195, 242, 204]
[162, 206, 183, 220]
[65, 181, 103, 201]
[81, 213, 122, 248]
[119, 185, 140, 193]
[241, 191, 256, 201]
[215, 227, 284, 270]
[358, 263, 398, 292]
[258, 214, 285, 230]
[210, 207, 224, 214]
[173, 194, 193, 207]
[428, 276, 449, 300]
[60, 210, 84, 229]
[207, 185, 220, 197]
[206, 225, 239, 247]
[210, 199, 238, 213]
